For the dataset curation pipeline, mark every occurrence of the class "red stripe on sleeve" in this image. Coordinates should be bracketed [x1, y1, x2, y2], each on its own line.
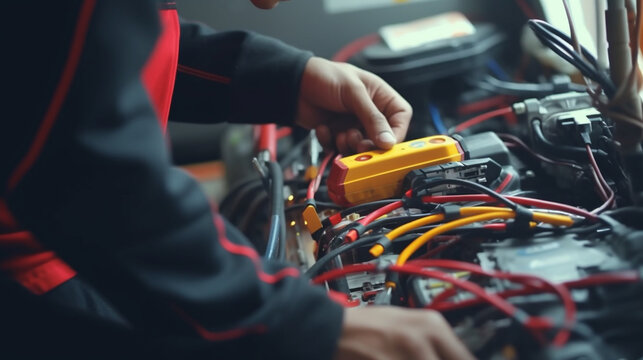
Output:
[6, 0, 97, 192]
[212, 213, 300, 284]
[173, 304, 267, 341]
[171, 212, 300, 342]
[177, 64, 231, 84]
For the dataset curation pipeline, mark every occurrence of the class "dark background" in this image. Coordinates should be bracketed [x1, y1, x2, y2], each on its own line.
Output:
[176, 0, 527, 59]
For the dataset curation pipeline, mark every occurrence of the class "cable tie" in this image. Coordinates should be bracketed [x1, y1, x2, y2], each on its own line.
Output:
[369, 236, 392, 258]
[440, 204, 462, 221]
[375, 236, 392, 250]
[383, 272, 400, 291]
[402, 195, 424, 210]
[375, 260, 391, 273]
[508, 206, 534, 237]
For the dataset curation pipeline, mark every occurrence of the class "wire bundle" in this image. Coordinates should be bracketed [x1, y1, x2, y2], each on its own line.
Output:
[301, 171, 634, 349]
[529, 1, 643, 138]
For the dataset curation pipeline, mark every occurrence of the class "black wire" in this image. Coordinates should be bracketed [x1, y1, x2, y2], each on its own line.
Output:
[304, 221, 536, 279]
[314, 199, 399, 229]
[294, 186, 329, 199]
[265, 162, 286, 260]
[362, 213, 430, 233]
[285, 202, 342, 212]
[532, 19, 600, 68]
[238, 192, 268, 233]
[527, 20, 616, 96]
[279, 135, 309, 168]
[339, 199, 398, 218]
[412, 177, 519, 210]
[220, 178, 262, 218]
[498, 133, 584, 171]
[304, 235, 380, 278]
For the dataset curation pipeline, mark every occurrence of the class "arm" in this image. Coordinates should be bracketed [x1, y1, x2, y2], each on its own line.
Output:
[3, 2, 341, 359]
[171, 21, 414, 153]
[170, 20, 312, 125]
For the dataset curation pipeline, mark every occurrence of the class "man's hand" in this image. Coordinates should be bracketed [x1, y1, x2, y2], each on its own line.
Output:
[296, 57, 412, 154]
[335, 307, 475, 360]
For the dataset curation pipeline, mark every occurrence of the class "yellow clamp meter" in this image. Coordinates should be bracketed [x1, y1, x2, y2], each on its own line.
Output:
[327, 135, 465, 206]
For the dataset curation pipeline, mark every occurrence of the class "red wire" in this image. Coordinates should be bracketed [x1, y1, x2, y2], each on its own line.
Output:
[307, 152, 335, 201]
[494, 172, 513, 193]
[429, 286, 458, 305]
[409, 259, 574, 346]
[360, 201, 403, 225]
[454, 106, 514, 133]
[457, 95, 511, 116]
[345, 200, 403, 242]
[430, 271, 639, 311]
[276, 127, 292, 140]
[420, 194, 598, 222]
[564, 271, 640, 287]
[332, 33, 380, 62]
[308, 266, 640, 347]
[429, 287, 537, 312]
[311, 263, 375, 284]
[256, 124, 277, 161]
[311, 263, 526, 323]
[417, 237, 462, 260]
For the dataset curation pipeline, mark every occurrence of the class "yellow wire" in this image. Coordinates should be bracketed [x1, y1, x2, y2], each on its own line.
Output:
[396, 212, 512, 265]
[369, 213, 445, 257]
[370, 205, 574, 258]
[384, 214, 446, 240]
[396, 209, 575, 265]
[385, 207, 506, 242]
[462, 207, 574, 227]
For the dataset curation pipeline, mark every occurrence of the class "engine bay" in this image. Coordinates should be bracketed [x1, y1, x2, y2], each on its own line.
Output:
[217, 8, 643, 359]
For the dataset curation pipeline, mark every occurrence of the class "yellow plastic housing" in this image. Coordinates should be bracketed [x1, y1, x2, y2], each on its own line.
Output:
[328, 135, 464, 206]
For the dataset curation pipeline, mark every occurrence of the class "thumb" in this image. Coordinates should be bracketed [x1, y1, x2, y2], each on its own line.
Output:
[343, 83, 396, 149]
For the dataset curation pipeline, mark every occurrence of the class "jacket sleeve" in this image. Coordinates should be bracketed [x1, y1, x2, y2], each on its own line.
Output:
[2, 2, 341, 359]
[169, 19, 313, 125]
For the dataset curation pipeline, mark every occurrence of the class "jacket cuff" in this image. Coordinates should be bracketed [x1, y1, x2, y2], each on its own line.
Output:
[259, 276, 344, 360]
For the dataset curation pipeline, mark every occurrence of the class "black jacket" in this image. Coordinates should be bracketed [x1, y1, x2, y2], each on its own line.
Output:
[2, 1, 342, 358]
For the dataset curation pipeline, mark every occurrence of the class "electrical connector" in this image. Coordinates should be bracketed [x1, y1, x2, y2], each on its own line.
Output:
[302, 204, 323, 234]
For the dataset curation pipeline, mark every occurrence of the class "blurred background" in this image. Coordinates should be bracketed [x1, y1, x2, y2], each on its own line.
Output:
[176, 0, 522, 59]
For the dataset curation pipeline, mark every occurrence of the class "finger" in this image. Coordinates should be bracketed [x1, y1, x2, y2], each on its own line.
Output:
[421, 345, 440, 360]
[424, 312, 475, 360]
[336, 132, 350, 155]
[347, 129, 364, 152]
[315, 125, 332, 150]
[342, 82, 396, 150]
[356, 139, 375, 153]
[359, 71, 412, 143]
[387, 110, 411, 143]
[433, 332, 475, 360]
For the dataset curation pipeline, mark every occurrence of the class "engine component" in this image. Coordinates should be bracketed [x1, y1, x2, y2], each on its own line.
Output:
[516, 92, 606, 148]
[477, 233, 626, 283]
[403, 158, 504, 195]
